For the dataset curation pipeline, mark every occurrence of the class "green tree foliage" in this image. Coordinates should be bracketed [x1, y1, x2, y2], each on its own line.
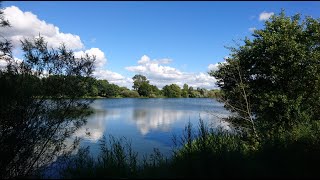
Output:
[183, 83, 189, 91]
[162, 84, 182, 98]
[120, 89, 140, 98]
[105, 83, 121, 97]
[42, 75, 142, 98]
[188, 86, 193, 96]
[132, 74, 162, 97]
[0, 32, 95, 178]
[132, 74, 149, 91]
[181, 90, 188, 98]
[42, 75, 92, 97]
[210, 11, 320, 136]
[181, 83, 189, 98]
[132, 74, 153, 97]
[0, 3, 11, 64]
[119, 86, 140, 98]
[207, 89, 222, 98]
[96, 80, 109, 96]
[189, 90, 201, 98]
[149, 84, 161, 97]
[119, 86, 129, 92]
[138, 81, 151, 97]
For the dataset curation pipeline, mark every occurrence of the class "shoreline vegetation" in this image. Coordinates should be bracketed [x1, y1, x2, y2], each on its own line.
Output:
[1, 5, 320, 179]
[31, 74, 222, 99]
[44, 119, 320, 178]
[56, 96, 219, 99]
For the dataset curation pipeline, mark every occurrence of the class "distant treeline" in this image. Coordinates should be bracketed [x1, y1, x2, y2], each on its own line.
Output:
[25, 74, 221, 98]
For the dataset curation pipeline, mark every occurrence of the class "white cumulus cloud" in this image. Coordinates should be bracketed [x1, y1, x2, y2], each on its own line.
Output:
[137, 55, 172, 65]
[208, 63, 219, 72]
[1, 6, 83, 50]
[74, 48, 107, 68]
[93, 69, 133, 88]
[259, 11, 274, 21]
[208, 57, 228, 73]
[125, 55, 218, 89]
[138, 55, 150, 64]
[0, 6, 133, 89]
[82, 50, 133, 88]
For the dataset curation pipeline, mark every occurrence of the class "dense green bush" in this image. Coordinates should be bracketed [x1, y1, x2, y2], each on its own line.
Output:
[211, 10, 320, 137]
[120, 90, 140, 98]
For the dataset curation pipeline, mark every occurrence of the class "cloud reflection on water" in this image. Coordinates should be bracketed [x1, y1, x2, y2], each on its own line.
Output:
[72, 99, 231, 144]
[74, 107, 186, 142]
[132, 108, 185, 135]
[74, 109, 121, 142]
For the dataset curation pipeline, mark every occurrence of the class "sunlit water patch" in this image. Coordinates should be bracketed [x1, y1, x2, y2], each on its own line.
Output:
[71, 98, 230, 158]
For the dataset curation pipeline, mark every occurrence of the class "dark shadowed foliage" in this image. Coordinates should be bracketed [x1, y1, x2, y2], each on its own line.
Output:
[0, 15, 96, 178]
[51, 118, 320, 179]
[210, 10, 320, 139]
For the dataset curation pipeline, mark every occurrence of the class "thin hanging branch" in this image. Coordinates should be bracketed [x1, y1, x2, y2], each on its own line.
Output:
[235, 61, 258, 139]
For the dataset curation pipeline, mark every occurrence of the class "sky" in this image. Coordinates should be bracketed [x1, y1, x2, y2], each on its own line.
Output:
[1, 1, 319, 89]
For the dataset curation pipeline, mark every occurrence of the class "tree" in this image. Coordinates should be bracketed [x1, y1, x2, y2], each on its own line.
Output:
[119, 86, 129, 92]
[181, 90, 188, 98]
[196, 87, 207, 97]
[137, 81, 151, 97]
[182, 83, 189, 98]
[90, 85, 99, 97]
[183, 83, 189, 91]
[120, 89, 140, 98]
[188, 86, 194, 95]
[132, 74, 155, 97]
[105, 83, 120, 97]
[189, 90, 201, 98]
[207, 89, 222, 98]
[210, 10, 320, 137]
[162, 84, 181, 98]
[0, 3, 11, 70]
[132, 74, 149, 91]
[41, 75, 96, 97]
[0, 34, 95, 178]
[96, 79, 109, 96]
[149, 84, 161, 97]
[0, 5, 9, 28]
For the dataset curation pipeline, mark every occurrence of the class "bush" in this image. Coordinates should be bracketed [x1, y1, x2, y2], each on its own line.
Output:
[120, 90, 140, 98]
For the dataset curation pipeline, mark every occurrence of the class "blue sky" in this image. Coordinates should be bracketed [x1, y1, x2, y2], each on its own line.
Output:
[1, 1, 320, 89]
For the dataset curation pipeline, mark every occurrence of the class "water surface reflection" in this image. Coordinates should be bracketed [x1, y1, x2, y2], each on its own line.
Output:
[72, 98, 230, 157]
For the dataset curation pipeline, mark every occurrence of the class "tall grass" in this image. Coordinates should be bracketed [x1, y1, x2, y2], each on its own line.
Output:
[51, 119, 320, 178]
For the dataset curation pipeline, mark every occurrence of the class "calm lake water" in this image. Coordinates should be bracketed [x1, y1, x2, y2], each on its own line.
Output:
[71, 98, 230, 158]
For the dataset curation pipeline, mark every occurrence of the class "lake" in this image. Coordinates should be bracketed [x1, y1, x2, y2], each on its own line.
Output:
[71, 98, 230, 159]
